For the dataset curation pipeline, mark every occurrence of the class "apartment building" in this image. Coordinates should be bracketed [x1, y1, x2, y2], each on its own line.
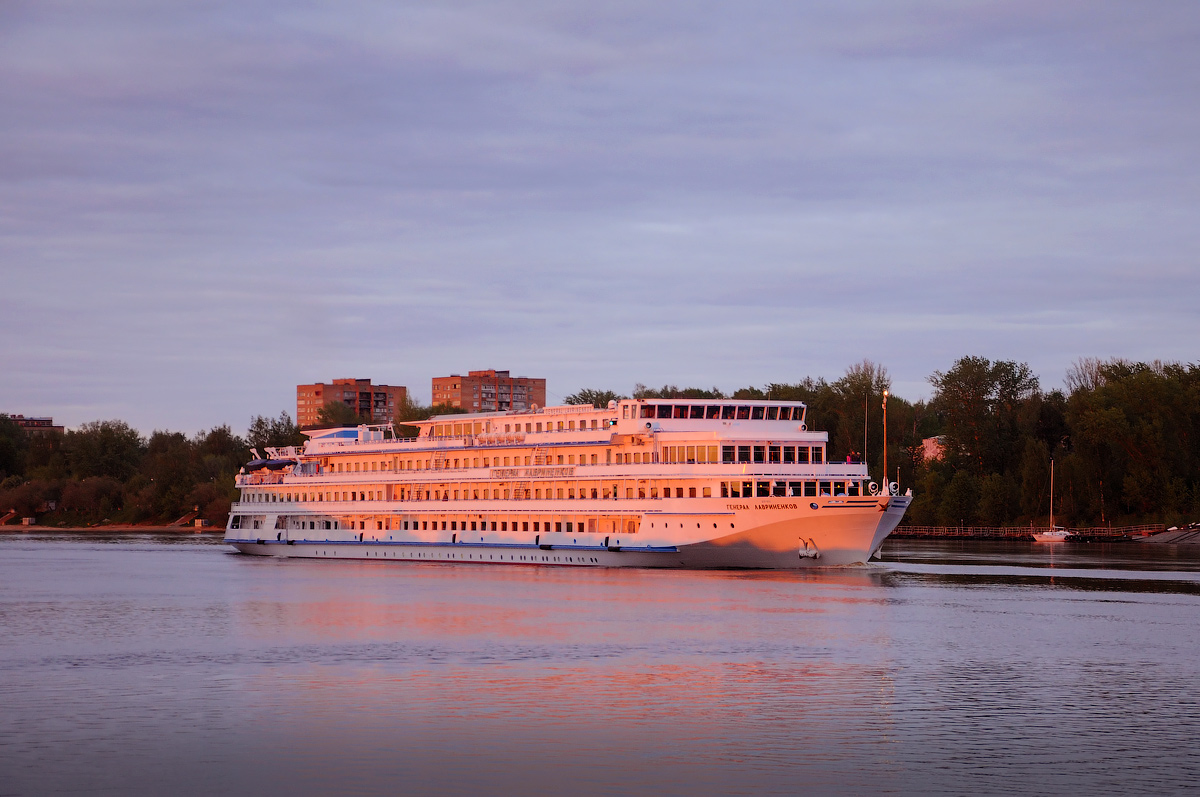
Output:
[296, 379, 407, 428]
[431, 369, 546, 413]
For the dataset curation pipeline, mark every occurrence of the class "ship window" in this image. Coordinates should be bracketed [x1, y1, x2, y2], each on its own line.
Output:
[638, 488, 646, 499]
[742, 481, 753, 497]
[673, 405, 687, 419]
[736, 406, 750, 419]
[501, 522, 507, 531]
[722, 445, 735, 463]
[766, 407, 779, 420]
[689, 487, 697, 498]
[676, 488, 684, 498]
[686, 446, 696, 463]
[566, 522, 573, 533]
[471, 521, 477, 531]
[757, 481, 770, 497]
[441, 521, 447, 530]
[568, 488, 575, 499]
[558, 422, 564, 431]
[813, 447, 824, 464]
[736, 445, 751, 463]
[849, 481, 861, 496]
[422, 521, 428, 529]
[797, 447, 810, 463]
[555, 522, 562, 533]
[788, 482, 803, 497]
[536, 422, 543, 432]
[834, 482, 845, 496]
[819, 481, 831, 496]
[533, 522, 540, 532]
[568, 455, 575, 465]
[753, 446, 765, 463]
[780, 407, 793, 421]
[657, 405, 671, 419]
[491, 521, 497, 531]
[717, 405, 732, 419]
[687, 406, 702, 419]
[650, 487, 658, 499]
[751, 407, 765, 420]
[523, 522, 529, 531]
[557, 455, 565, 465]
[451, 521, 457, 530]
[702, 487, 711, 497]
[626, 488, 634, 499]
[773, 481, 786, 497]
[783, 446, 796, 464]
[722, 482, 730, 497]
[769, 446, 781, 463]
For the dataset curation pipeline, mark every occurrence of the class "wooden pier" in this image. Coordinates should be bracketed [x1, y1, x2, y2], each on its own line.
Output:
[890, 524, 1165, 541]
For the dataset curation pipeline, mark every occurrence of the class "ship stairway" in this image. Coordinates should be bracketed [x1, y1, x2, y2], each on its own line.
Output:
[531, 448, 549, 466]
[512, 482, 532, 501]
[0, 510, 17, 525]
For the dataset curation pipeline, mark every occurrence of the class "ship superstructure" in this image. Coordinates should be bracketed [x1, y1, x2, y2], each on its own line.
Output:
[225, 399, 910, 567]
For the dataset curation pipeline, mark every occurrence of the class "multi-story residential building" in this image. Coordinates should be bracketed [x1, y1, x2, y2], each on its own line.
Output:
[296, 379, 407, 428]
[431, 369, 546, 413]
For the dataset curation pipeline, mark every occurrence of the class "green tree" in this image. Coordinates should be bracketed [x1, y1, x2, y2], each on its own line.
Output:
[938, 470, 980, 527]
[313, 402, 374, 428]
[247, 412, 304, 449]
[633, 384, 726, 399]
[977, 473, 1018, 525]
[66, 420, 145, 481]
[564, 388, 627, 408]
[929, 356, 1038, 475]
[0, 414, 27, 479]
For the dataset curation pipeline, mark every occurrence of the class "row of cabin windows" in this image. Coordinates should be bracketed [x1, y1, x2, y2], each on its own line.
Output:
[244, 490, 385, 502]
[397, 485, 714, 500]
[394, 453, 603, 470]
[320, 444, 822, 473]
[235, 515, 642, 536]
[635, 404, 803, 421]
[244, 484, 716, 503]
[722, 445, 823, 464]
[722, 480, 866, 498]
[395, 517, 638, 535]
[431, 418, 611, 437]
[328, 461, 390, 473]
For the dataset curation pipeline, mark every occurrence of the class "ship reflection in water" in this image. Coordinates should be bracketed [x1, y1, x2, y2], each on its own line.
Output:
[2, 534, 1199, 795]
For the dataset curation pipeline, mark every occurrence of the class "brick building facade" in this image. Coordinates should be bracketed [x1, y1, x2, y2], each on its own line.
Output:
[296, 379, 407, 427]
[431, 370, 546, 413]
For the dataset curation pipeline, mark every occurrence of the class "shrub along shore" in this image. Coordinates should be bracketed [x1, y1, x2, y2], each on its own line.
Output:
[3, 356, 1197, 530]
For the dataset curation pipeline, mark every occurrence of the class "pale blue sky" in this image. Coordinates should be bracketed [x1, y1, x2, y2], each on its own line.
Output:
[3, 1, 1198, 434]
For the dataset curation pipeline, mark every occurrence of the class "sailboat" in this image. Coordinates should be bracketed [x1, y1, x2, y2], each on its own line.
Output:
[1033, 458, 1069, 542]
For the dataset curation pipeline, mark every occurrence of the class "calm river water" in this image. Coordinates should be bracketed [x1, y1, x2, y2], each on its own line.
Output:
[2, 533, 1199, 795]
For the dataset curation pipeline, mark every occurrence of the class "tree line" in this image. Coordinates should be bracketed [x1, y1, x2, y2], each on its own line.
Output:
[3, 356, 1196, 528]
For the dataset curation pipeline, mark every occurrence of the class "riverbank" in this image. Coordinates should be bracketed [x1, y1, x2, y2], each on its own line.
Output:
[0, 524, 220, 533]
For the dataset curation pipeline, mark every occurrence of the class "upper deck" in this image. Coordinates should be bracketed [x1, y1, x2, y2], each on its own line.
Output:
[300, 399, 820, 456]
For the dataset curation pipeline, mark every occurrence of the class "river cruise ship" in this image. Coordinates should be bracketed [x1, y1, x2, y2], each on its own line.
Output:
[225, 399, 911, 568]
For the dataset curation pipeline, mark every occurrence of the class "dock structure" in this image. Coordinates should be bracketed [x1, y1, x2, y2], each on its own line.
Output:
[891, 524, 1165, 541]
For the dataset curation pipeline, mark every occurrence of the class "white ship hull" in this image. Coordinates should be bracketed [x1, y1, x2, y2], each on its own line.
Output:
[225, 495, 910, 568]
